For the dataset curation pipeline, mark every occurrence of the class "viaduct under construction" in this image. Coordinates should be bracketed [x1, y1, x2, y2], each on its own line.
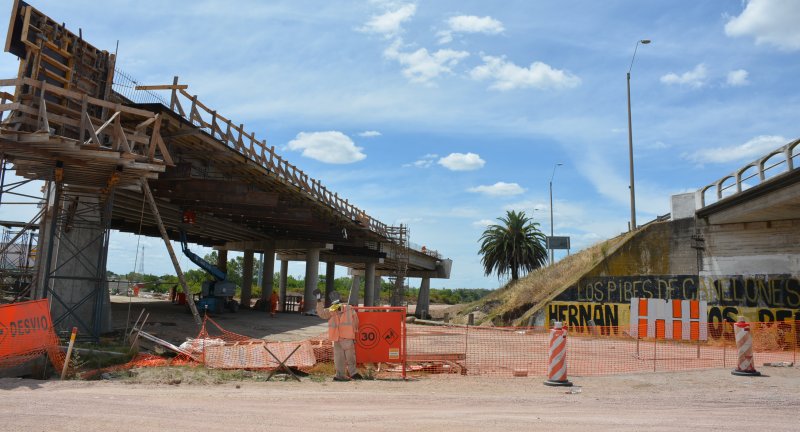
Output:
[0, 1, 451, 340]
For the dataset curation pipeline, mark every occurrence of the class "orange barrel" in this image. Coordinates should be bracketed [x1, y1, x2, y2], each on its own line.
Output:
[176, 292, 186, 305]
[133, 284, 140, 297]
[732, 316, 761, 376]
[544, 322, 573, 387]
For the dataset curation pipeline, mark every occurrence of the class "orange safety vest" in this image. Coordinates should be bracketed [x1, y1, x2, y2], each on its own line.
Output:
[327, 305, 357, 341]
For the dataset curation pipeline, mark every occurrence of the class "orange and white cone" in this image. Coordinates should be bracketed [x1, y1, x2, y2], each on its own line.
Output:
[731, 316, 761, 377]
[544, 322, 573, 387]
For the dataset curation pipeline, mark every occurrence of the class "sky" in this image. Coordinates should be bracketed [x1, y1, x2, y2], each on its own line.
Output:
[0, 0, 799, 289]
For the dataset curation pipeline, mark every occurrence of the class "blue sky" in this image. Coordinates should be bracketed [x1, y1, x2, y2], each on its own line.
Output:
[1, 0, 799, 289]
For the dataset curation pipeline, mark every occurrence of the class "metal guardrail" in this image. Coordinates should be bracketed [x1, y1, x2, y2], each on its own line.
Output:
[697, 138, 800, 208]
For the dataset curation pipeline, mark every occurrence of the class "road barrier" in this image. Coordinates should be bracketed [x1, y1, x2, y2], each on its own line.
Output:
[544, 322, 572, 386]
[732, 317, 761, 376]
[0, 299, 64, 373]
[403, 320, 797, 377]
[108, 317, 796, 379]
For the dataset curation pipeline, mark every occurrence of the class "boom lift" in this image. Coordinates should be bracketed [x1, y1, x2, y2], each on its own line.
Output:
[179, 229, 239, 314]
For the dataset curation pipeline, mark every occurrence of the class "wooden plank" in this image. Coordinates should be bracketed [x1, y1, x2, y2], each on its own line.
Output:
[147, 114, 161, 160]
[154, 132, 174, 166]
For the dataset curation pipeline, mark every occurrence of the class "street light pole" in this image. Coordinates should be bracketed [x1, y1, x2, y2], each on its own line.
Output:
[549, 163, 562, 265]
[627, 39, 650, 231]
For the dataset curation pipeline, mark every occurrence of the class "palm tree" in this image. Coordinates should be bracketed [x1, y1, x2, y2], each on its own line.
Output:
[479, 210, 548, 281]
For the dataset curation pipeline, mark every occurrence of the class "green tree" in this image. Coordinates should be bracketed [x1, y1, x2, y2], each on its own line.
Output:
[479, 210, 547, 281]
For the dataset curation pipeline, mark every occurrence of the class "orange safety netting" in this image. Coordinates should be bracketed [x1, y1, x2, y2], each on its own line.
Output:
[403, 321, 798, 377]
[0, 299, 65, 374]
[183, 315, 318, 371]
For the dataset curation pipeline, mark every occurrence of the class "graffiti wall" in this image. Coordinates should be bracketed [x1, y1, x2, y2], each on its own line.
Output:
[548, 274, 800, 333]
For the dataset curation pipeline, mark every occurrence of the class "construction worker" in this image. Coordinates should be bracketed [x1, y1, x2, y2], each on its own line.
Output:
[316, 294, 361, 381]
[269, 290, 279, 318]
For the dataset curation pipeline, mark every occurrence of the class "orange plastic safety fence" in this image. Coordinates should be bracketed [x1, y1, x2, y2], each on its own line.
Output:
[0, 299, 65, 374]
[404, 321, 798, 377]
[183, 315, 318, 371]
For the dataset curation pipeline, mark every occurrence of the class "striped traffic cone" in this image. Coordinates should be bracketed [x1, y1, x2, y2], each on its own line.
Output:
[544, 322, 573, 387]
[731, 316, 761, 377]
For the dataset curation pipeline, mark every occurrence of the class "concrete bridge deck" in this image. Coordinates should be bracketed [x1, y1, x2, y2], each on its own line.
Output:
[0, 0, 449, 337]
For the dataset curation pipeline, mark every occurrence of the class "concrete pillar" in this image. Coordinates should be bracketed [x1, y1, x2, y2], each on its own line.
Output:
[416, 277, 430, 319]
[324, 261, 335, 307]
[364, 263, 376, 306]
[45, 192, 113, 335]
[217, 249, 228, 273]
[303, 248, 320, 313]
[373, 275, 382, 306]
[260, 247, 275, 303]
[241, 249, 254, 308]
[348, 275, 361, 306]
[279, 259, 288, 311]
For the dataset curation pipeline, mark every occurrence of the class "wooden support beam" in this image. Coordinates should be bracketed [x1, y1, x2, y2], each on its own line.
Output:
[140, 178, 201, 325]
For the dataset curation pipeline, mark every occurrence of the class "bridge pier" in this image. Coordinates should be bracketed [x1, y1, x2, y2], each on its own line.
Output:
[278, 259, 288, 311]
[260, 248, 275, 305]
[217, 249, 228, 272]
[36, 184, 114, 338]
[374, 275, 382, 306]
[324, 261, 335, 307]
[241, 249, 254, 308]
[416, 277, 430, 319]
[348, 275, 361, 305]
[364, 262, 376, 306]
[303, 248, 320, 313]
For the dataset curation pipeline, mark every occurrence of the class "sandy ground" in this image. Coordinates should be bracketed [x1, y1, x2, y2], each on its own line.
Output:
[1, 367, 798, 431]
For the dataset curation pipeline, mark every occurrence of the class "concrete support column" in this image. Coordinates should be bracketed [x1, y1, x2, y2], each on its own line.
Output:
[303, 248, 320, 313]
[279, 260, 288, 311]
[374, 275, 382, 306]
[348, 275, 361, 306]
[260, 247, 275, 303]
[241, 249, 254, 308]
[364, 263, 376, 306]
[217, 249, 228, 273]
[416, 277, 431, 319]
[324, 261, 335, 307]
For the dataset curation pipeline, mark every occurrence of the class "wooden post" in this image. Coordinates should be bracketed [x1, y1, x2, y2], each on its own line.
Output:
[60, 327, 78, 380]
[140, 178, 201, 324]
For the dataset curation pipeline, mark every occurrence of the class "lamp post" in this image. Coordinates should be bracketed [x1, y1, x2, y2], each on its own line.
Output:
[627, 39, 650, 231]
[549, 163, 562, 265]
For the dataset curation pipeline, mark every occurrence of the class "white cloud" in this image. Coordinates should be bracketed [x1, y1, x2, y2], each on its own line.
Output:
[660, 64, 708, 88]
[467, 182, 525, 196]
[384, 39, 469, 84]
[403, 153, 439, 168]
[469, 55, 581, 91]
[437, 152, 486, 171]
[725, 0, 800, 51]
[359, 130, 382, 137]
[359, 4, 417, 38]
[437, 15, 504, 44]
[472, 219, 495, 227]
[684, 135, 787, 164]
[726, 69, 749, 86]
[286, 131, 366, 164]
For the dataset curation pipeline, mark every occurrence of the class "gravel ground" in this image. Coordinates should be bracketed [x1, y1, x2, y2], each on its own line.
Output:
[1, 367, 798, 431]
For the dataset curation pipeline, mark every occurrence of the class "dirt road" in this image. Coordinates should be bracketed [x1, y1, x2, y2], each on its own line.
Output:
[2, 367, 798, 431]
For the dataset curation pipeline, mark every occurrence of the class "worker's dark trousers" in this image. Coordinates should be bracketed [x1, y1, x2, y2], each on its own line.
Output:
[333, 339, 357, 378]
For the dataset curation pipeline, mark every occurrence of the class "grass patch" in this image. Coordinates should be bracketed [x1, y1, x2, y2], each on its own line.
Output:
[459, 232, 636, 326]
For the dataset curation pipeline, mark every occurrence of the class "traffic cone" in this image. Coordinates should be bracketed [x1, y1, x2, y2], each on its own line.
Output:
[544, 322, 573, 387]
[731, 316, 761, 377]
